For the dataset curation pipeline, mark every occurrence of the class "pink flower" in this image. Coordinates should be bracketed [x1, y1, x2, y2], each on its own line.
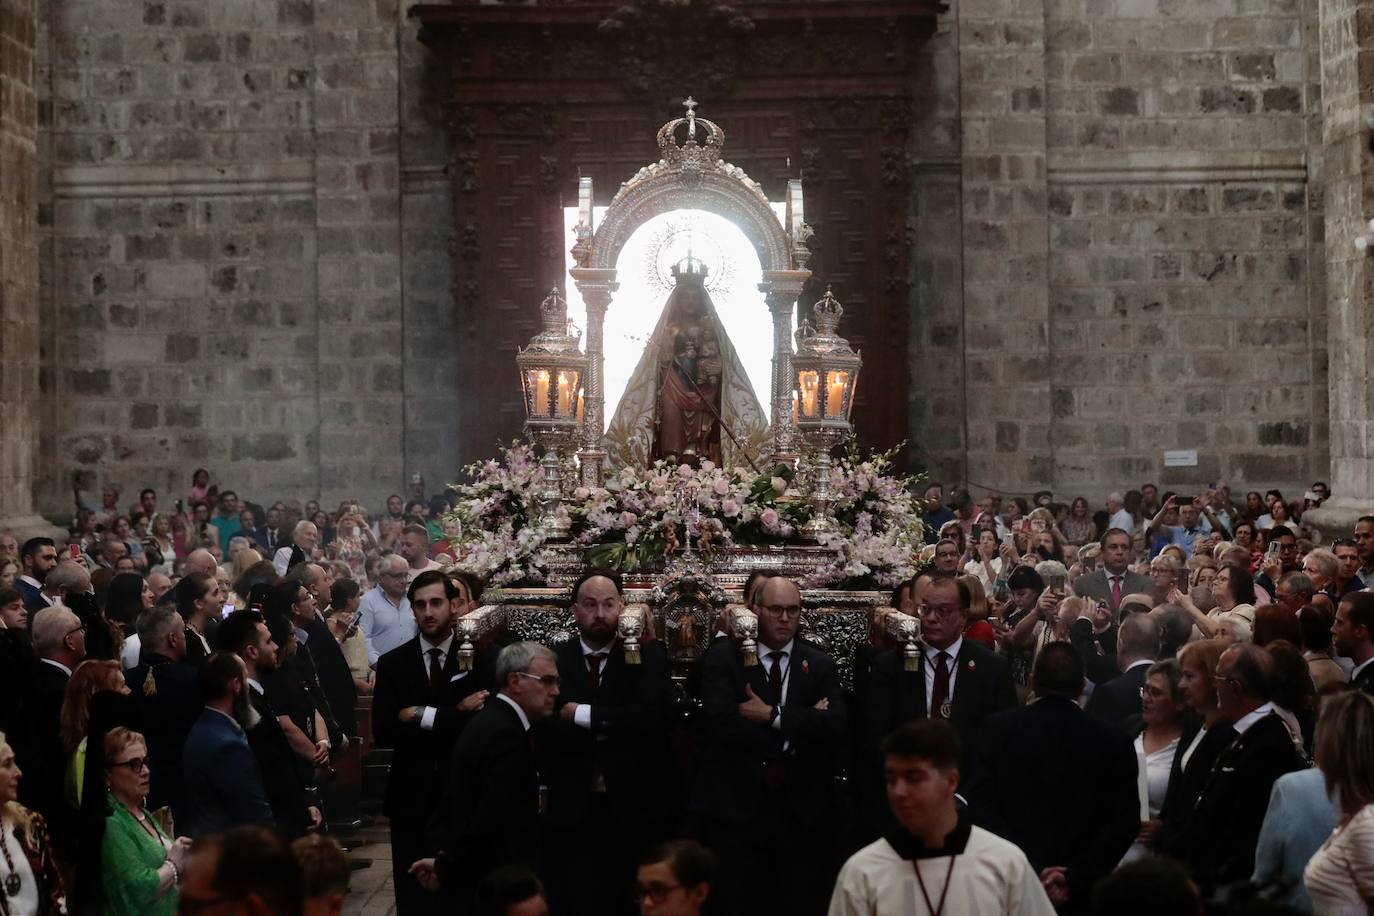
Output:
[760, 508, 780, 528]
[677, 464, 695, 480]
[721, 498, 741, 518]
[619, 511, 637, 529]
[572, 487, 590, 501]
[712, 477, 730, 496]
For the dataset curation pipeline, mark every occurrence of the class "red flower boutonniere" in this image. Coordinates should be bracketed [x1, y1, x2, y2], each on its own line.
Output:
[802, 659, 810, 675]
[967, 660, 977, 672]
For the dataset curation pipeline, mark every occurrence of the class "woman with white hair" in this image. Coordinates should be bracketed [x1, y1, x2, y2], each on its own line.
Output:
[0, 730, 67, 915]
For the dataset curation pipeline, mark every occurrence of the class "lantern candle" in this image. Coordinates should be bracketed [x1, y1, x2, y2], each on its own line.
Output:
[557, 371, 574, 417]
[534, 370, 550, 417]
[576, 389, 584, 423]
[826, 371, 849, 419]
[792, 390, 799, 425]
[799, 371, 819, 418]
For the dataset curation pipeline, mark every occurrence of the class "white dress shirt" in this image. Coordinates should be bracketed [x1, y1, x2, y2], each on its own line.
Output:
[1351, 657, 1374, 684]
[417, 634, 456, 731]
[763, 639, 795, 734]
[1231, 701, 1276, 736]
[923, 637, 963, 716]
[358, 586, 416, 665]
[573, 637, 611, 729]
[1108, 508, 1134, 535]
[39, 658, 73, 678]
[496, 691, 531, 731]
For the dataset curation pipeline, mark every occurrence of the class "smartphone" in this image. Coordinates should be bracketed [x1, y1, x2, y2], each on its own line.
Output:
[1001, 530, 1015, 547]
[1174, 495, 1193, 507]
[69, 543, 80, 559]
[1047, 573, 1068, 592]
[1267, 541, 1282, 557]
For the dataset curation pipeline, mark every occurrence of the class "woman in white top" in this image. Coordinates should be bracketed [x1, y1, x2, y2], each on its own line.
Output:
[1122, 660, 1185, 864]
[1305, 690, 1374, 914]
[962, 528, 1006, 591]
[0, 731, 67, 915]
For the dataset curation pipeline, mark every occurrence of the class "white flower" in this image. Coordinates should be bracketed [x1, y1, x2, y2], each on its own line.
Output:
[771, 477, 787, 493]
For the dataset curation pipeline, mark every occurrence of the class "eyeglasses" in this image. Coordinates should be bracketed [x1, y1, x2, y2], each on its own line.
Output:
[919, 603, 963, 619]
[1138, 686, 1169, 700]
[515, 672, 561, 688]
[632, 882, 683, 904]
[381, 571, 407, 578]
[67, 624, 87, 637]
[109, 756, 150, 773]
[1211, 675, 1238, 687]
[758, 605, 802, 618]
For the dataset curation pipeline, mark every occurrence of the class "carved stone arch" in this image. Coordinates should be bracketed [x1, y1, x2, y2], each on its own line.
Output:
[587, 167, 793, 273]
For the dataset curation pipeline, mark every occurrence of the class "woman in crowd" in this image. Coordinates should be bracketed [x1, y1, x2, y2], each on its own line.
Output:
[426, 496, 451, 543]
[69, 509, 100, 557]
[104, 574, 153, 643]
[958, 574, 996, 650]
[1150, 555, 1182, 600]
[1061, 496, 1097, 546]
[100, 728, 189, 916]
[59, 661, 132, 811]
[1267, 640, 1317, 755]
[0, 732, 67, 915]
[963, 528, 1008, 591]
[330, 512, 375, 588]
[1303, 549, 1340, 600]
[143, 514, 176, 576]
[328, 578, 372, 695]
[189, 503, 219, 554]
[937, 520, 966, 559]
[1304, 690, 1374, 912]
[185, 468, 213, 507]
[1253, 604, 1303, 648]
[1216, 615, 1252, 645]
[1298, 603, 1348, 701]
[108, 517, 143, 571]
[1243, 490, 1267, 524]
[1160, 640, 1237, 860]
[1187, 555, 1218, 591]
[1123, 659, 1187, 863]
[0, 559, 18, 592]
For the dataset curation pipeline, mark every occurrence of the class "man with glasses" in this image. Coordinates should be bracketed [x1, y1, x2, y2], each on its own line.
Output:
[688, 574, 846, 916]
[412, 641, 559, 909]
[359, 554, 417, 666]
[1085, 612, 1159, 730]
[1176, 644, 1304, 892]
[863, 574, 1015, 832]
[541, 570, 675, 915]
[374, 570, 491, 915]
[15, 604, 86, 851]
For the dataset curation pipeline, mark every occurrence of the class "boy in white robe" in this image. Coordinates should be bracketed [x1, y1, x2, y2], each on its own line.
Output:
[829, 720, 1055, 916]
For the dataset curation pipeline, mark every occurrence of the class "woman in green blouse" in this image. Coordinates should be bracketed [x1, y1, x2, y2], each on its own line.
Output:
[100, 727, 190, 916]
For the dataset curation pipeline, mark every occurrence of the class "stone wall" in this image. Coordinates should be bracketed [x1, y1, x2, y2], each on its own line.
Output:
[33, 0, 454, 515]
[912, 0, 1329, 499]
[27, 0, 1331, 517]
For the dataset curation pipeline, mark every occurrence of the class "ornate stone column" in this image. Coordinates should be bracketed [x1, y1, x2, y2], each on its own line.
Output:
[570, 267, 618, 485]
[761, 269, 811, 468]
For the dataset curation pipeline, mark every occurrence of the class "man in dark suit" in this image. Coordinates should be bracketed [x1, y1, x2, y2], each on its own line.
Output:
[182, 651, 275, 836]
[1178, 643, 1306, 891]
[15, 604, 85, 852]
[1073, 529, 1154, 613]
[215, 609, 319, 838]
[125, 604, 202, 824]
[1333, 591, 1374, 694]
[864, 573, 1016, 832]
[966, 641, 1139, 914]
[1085, 611, 1159, 730]
[410, 641, 560, 913]
[15, 537, 57, 613]
[373, 570, 491, 915]
[689, 575, 847, 916]
[540, 569, 674, 915]
[287, 563, 358, 739]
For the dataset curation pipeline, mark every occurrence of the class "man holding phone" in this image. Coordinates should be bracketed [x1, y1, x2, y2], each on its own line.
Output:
[1145, 494, 1228, 560]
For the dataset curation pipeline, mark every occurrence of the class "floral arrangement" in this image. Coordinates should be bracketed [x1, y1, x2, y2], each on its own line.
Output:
[443, 441, 924, 588]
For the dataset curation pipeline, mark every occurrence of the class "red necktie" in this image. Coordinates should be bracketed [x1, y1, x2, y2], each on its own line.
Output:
[587, 653, 605, 690]
[1110, 575, 1123, 608]
[767, 651, 785, 702]
[428, 647, 443, 700]
[930, 651, 951, 720]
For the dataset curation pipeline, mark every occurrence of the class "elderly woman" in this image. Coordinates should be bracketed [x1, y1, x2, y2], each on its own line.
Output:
[1150, 554, 1182, 599]
[0, 731, 67, 915]
[101, 727, 190, 916]
[1123, 659, 1188, 864]
[1302, 548, 1340, 600]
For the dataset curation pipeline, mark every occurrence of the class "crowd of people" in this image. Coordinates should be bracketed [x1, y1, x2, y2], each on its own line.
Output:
[0, 469, 1372, 915]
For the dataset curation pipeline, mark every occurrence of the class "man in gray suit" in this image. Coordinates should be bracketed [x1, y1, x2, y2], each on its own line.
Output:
[1073, 529, 1153, 613]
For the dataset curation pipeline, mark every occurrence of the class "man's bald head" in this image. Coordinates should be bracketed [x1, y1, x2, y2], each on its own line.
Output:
[186, 549, 218, 577]
[44, 560, 90, 596]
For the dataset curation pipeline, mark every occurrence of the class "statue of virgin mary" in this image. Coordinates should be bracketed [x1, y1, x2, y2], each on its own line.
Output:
[605, 261, 769, 470]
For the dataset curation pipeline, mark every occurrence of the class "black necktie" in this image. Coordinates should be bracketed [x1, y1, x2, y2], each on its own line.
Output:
[767, 650, 785, 702]
[428, 647, 443, 700]
[587, 652, 606, 690]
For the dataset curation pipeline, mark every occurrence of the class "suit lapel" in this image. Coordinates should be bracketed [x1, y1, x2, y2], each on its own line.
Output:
[786, 644, 809, 707]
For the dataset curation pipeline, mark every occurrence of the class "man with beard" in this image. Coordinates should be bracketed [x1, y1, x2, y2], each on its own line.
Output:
[183, 650, 275, 836]
[216, 609, 320, 837]
[125, 604, 202, 824]
[540, 570, 675, 914]
[373, 570, 491, 915]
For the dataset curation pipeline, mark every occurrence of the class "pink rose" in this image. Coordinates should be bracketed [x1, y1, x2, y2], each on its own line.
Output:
[619, 511, 637, 528]
[712, 477, 730, 496]
[721, 498, 741, 518]
[761, 508, 780, 528]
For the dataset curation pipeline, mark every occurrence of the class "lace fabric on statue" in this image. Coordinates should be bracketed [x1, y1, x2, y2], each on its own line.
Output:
[606, 264, 768, 470]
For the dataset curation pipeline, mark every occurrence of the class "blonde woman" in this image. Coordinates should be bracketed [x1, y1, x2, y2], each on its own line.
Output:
[1302, 548, 1339, 599]
[1305, 691, 1374, 911]
[100, 727, 191, 916]
[0, 732, 67, 915]
[1159, 640, 1237, 860]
